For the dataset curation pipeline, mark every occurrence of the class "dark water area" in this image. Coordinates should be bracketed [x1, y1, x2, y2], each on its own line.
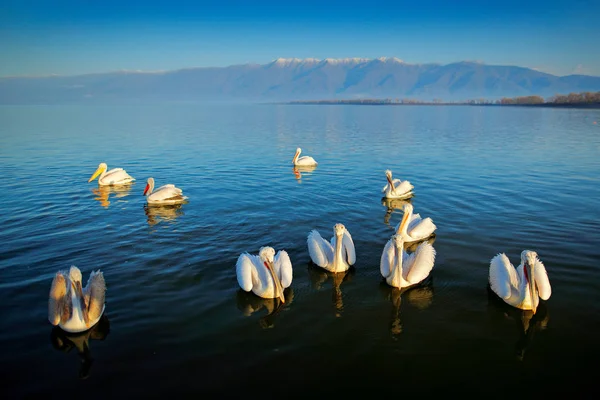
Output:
[1, 104, 599, 397]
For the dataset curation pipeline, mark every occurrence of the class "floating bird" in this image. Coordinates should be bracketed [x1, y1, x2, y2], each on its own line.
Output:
[380, 234, 436, 289]
[394, 203, 437, 243]
[307, 223, 356, 273]
[236, 246, 292, 303]
[48, 266, 106, 333]
[292, 147, 318, 166]
[88, 162, 135, 186]
[382, 169, 414, 199]
[143, 177, 188, 205]
[489, 250, 551, 314]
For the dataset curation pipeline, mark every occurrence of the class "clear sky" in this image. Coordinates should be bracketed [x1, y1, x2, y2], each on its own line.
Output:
[2, 0, 599, 77]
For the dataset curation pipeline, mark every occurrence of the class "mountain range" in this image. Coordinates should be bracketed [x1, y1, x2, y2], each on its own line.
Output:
[1, 57, 599, 104]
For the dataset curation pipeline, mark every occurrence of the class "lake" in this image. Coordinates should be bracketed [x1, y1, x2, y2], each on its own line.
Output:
[1, 104, 599, 397]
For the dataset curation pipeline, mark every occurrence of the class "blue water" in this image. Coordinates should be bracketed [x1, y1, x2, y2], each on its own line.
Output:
[1, 104, 599, 397]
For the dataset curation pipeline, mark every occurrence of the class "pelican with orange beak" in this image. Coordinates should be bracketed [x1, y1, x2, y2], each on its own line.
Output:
[395, 203, 437, 244]
[307, 223, 356, 273]
[88, 162, 135, 186]
[292, 147, 318, 166]
[236, 246, 293, 303]
[48, 266, 106, 333]
[143, 177, 188, 205]
[382, 169, 414, 199]
[489, 250, 551, 314]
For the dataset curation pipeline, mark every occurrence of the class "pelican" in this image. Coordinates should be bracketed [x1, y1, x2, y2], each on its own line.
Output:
[143, 177, 188, 205]
[48, 266, 106, 333]
[380, 234, 436, 289]
[307, 223, 356, 273]
[394, 203, 437, 243]
[292, 147, 318, 166]
[489, 250, 551, 314]
[236, 246, 292, 303]
[88, 162, 135, 186]
[382, 170, 414, 199]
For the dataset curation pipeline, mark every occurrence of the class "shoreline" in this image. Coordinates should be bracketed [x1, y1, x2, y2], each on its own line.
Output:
[282, 101, 600, 109]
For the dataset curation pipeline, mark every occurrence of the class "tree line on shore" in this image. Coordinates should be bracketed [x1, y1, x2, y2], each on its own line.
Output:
[288, 91, 600, 105]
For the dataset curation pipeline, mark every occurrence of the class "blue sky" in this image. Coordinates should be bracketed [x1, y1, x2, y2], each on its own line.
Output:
[2, 0, 599, 77]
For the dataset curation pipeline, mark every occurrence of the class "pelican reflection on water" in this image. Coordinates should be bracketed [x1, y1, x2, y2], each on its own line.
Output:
[50, 314, 110, 379]
[487, 286, 550, 361]
[308, 265, 355, 317]
[236, 288, 295, 329]
[144, 203, 185, 226]
[379, 282, 434, 337]
[381, 197, 412, 226]
[92, 184, 133, 208]
[292, 164, 317, 182]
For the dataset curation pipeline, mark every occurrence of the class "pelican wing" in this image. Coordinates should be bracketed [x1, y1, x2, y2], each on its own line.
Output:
[85, 270, 106, 322]
[408, 217, 437, 238]
[48, 271, 68, 325]
[393, 180, 414, 194]
[236, 253, 260, 292]
[405, 242, 436, 284]
[102, 168, 134, 184]
[533, 258, 552, 300]
[307, 230, 333, 268]
[489, 253, 519, 299]
[149, 184, 185, 202]
[342, 230, 356, 265]
[380, 238, 395, 278]
[274, 250, 293, 288]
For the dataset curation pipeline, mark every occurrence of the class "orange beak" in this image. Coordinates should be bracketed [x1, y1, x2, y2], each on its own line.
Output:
[143, 183, 150, 196]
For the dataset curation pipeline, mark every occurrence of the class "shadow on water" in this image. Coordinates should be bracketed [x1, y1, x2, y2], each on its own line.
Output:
[486, 286, 550, 361]
[91, 184, 134, 208]
[292, 165, 317, 183]
[144, 203, 185, 226]
[49, 314, 111, 380]
[307, 264, 356, 317]
[235, 288, 295, 329]
[379, 278, 434, 338]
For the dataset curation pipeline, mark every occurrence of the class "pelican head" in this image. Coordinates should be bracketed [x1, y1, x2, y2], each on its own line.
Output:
[333, 223, 346, 237]
[292, 148, 302, 163]
[385, 169, 394, 187]
[397, 203, 414, 234]
[143, 177, 155, 196]
[69, 266, 90, 325]
[259, 246, 285, 303]
[88, 163, 107, 183]
[521, 250, 539, 313]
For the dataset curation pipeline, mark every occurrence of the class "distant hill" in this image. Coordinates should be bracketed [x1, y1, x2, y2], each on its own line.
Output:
[1, 57, 600, 104]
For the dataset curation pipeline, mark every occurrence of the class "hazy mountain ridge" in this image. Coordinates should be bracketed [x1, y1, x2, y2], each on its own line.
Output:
[1, 58, 599, 104]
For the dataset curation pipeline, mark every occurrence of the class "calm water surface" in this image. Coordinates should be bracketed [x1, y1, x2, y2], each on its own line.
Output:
[1, 104, 599, 397]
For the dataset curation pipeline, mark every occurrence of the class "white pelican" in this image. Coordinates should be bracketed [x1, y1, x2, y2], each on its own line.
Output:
[380, 234, 436, 289]
[394, 203, 437, 243]
[88, 162, 135, 186]
[143, 177, 188, 205]
[236, 246, 293, 303]
[292, 147, 318, 166]
[48, 266, 106, 333]
[382, 170, 414, 199]
[307, 223, 356, 273]
[489, 250, 551, 314]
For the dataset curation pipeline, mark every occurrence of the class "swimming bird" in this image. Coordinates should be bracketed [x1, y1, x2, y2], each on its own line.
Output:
[143, 177, 188, 205]
[394, 203, 437, 243]
[236, 246, 292, 303]
[380, 234, 436, 289]
[48, 266, 106, 333]
[382, 169, 414, 199]
[88, 162, 135, 186]
[489, 250, 551, 314]
[292, 147, 318, 166]
[307, 223, 356, 273]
